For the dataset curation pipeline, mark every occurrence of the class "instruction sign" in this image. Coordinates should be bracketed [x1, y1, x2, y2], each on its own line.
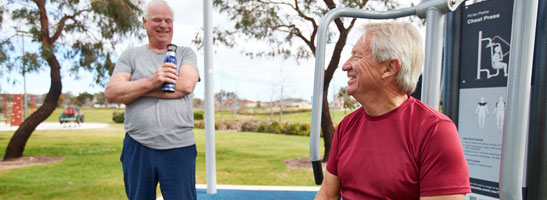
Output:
[457, 0, 514, 199]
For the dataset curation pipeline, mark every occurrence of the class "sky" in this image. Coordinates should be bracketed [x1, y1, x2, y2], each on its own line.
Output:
[1, 0, 422, 102]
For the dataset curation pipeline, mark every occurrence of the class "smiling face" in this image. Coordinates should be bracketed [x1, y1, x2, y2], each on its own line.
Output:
[341, 33, 384, 98]
[143, 3, 173, 49]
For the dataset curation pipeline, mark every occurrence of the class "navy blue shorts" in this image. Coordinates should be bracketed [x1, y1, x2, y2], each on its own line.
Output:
[121, 134, 197, 200]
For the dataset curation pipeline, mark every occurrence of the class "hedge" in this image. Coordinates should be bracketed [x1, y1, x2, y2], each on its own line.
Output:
[195, 119, 312, 136]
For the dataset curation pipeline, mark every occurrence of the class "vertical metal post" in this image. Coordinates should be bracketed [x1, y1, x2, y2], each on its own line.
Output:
[20, 33, 27, 120]
[526, 1, 547, 199]
[441, 7, 461, 124]
[526, 0, 547, 198]
[203, 0, 217, 194]
[499, 0, 539, 199]
[421, 6, 445, 111]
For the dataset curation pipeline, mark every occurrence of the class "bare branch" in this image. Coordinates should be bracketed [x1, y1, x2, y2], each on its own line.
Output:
[256, 0, 317, 30]
[51, 9, 92, 43]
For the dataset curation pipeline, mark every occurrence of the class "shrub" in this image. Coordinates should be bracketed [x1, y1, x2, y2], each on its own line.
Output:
[284, 123, 299, 135]
[112, 112, 124, 123]
[194, 111, 204, 120]
[194, 120, 205, 128]
[298, 124, 311, 136]
[267, 121, 282, 134]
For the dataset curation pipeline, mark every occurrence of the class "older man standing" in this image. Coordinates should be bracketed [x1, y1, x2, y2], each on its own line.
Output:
[105, 0, 200, 199]
[315, 22, 470, 200]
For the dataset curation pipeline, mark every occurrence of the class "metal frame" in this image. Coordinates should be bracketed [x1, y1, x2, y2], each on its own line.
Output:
[203, 0, 217, 194]
[310, 0, 464, 184]
[499, 0, 539, 199]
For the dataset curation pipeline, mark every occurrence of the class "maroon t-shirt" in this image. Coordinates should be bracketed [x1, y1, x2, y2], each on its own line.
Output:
[327, 97, 471, 199]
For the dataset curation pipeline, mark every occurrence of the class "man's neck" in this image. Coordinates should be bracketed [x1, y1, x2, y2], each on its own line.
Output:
[148, 43, 169, 53]
[357, 85, 409, 117]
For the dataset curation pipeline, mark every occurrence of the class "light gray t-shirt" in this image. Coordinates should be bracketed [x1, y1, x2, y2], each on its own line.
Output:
[113, 44, 198, 149]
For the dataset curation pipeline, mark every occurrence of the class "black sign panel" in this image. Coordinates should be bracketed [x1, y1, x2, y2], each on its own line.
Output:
[460, 0, 514, 89]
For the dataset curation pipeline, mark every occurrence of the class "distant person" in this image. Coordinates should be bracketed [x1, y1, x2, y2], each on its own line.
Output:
[104, 0, 199, 199]
[315, 22, 470, 200]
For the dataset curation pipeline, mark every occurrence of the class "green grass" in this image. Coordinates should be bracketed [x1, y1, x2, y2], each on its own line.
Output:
[0, 109, 325, 199]
[44, 108, 124, 123]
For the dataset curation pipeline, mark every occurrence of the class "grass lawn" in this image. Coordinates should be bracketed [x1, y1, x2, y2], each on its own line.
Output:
[0, 112, 325, 199]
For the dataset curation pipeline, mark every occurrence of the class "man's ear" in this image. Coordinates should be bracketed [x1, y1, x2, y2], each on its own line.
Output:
[381, 58, 401, 79]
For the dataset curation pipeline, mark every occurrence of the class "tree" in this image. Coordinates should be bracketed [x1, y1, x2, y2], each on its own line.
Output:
[94, 92, 106, 107]
[1, 0, 143, 160]
[76, 92, 94, 107]
[201, 0, 376, 161]
[337, 86, 359, 114]
[214, 89, 238, 120]
[192, 97, 204, 109]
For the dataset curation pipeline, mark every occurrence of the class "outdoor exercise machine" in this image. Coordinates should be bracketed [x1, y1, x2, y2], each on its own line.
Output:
[310, 0, 542, 200]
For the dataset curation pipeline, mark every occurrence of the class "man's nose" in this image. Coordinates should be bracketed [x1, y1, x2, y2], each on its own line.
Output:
[341, 61, 351, 71]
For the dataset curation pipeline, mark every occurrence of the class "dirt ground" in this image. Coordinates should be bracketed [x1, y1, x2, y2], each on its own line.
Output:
[284, 157, 326, 171]
[0, 156, 65, 170]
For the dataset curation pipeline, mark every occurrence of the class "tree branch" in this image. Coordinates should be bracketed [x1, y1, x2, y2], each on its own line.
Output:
[33, 0, 50, 43]
[256, 0, 317, 31]
[51, 9, 92, 43]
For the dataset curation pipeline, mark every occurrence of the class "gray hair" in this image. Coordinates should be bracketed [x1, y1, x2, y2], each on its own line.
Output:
[143, 0, 174, 19]
[364, 22, 424, 94]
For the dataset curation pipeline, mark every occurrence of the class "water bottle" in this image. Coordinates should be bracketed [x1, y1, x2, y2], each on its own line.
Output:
[162, 44, 178, 93]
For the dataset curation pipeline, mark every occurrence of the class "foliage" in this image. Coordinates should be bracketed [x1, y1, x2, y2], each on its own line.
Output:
[337, 86, 360, 111]
[193, 110, 204, 120]
[94, 92, 106, 106]
[75, 92, 94, 107]
[112, 111, 124, 123]
[0, 0, 144, 86]
[192, 98, 204, 109]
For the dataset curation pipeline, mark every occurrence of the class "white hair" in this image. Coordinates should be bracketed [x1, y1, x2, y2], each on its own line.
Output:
[364, 22, 424, 94]
[143, 0, 174, 19]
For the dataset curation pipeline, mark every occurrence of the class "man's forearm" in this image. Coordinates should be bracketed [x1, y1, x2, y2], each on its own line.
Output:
[105, 76, 158, 105]
[144, 88, 189, 99]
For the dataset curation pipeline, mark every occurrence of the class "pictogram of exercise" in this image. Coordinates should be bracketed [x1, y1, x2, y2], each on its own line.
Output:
[476, 31, 510, 79]
[493, 96, 506, 130]
[475, 97, 489, 129]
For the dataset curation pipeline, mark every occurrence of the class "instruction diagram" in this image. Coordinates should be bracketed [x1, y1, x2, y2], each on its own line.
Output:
[476, 31, 510, 80]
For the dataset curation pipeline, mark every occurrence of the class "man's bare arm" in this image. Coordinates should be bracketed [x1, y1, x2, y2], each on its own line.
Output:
[315, 171, 342, 200]
[144, 64, 199, 99]
[104, 72, 159, 105]
[105, 62, 179, 104]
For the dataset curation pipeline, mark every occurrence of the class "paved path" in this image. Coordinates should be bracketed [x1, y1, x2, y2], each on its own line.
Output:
[0, 122, 108, 131]
[157, 185, 320, 200]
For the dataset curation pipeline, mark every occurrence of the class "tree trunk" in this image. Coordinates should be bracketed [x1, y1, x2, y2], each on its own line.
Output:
[321, 90, 335, 162]
[3, 51, 62, 161]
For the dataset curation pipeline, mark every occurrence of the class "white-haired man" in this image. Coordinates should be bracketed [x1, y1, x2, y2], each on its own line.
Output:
[105, 0, 199, 199]
[315, 22, 471, 200]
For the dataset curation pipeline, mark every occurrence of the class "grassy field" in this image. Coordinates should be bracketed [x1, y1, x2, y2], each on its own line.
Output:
[0, 108, 327, 199]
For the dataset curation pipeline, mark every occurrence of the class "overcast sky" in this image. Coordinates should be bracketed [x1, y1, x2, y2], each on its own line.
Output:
[1, 0, 422, 102]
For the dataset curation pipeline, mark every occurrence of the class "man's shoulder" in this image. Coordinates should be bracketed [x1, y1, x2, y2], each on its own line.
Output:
[408, 97, 452, 122]
[337, 107, 365, 128]
[120, 45, 148, 56]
